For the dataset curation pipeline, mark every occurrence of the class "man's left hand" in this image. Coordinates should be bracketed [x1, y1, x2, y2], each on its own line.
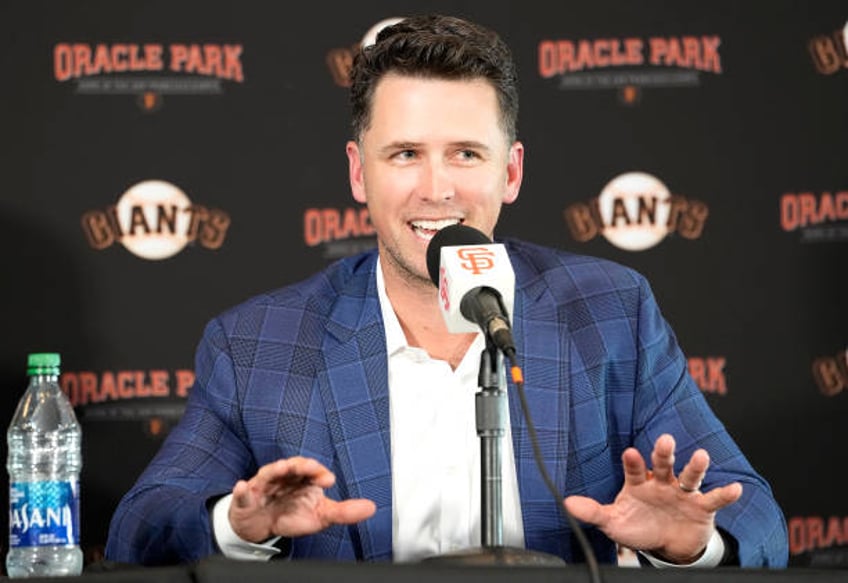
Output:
[563, 433, 742, 564]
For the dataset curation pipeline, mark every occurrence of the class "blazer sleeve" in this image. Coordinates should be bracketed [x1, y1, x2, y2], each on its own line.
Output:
[628, 273, 788, 568]
[105, 317, 257, 565]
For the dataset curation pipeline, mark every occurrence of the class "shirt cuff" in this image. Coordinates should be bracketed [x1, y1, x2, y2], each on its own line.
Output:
[212, 493, 282, 561]
[638, 529, 725, 568]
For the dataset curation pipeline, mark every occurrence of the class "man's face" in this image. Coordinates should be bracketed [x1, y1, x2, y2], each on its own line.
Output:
[347, 73, 523, 288]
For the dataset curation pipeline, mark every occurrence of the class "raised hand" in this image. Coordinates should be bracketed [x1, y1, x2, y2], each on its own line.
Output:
[228, 457, 376, 543]
[564, 434, 742, 563]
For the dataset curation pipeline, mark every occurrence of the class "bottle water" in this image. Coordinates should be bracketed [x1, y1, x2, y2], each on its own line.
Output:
[6, 353, 82, 577]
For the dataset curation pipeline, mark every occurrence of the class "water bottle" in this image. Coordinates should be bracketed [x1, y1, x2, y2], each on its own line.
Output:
[6, 353, 82, 577]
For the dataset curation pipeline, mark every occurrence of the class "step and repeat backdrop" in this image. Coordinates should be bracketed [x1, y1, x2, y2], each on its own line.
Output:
[0, 0, 845, 570]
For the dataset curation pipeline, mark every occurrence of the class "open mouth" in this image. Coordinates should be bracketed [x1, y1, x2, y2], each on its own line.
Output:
[410, 218, 462, 240]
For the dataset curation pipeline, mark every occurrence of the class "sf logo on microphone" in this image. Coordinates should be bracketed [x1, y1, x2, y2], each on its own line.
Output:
[439, 266, 450, 310]
[457, 247, 495, 275]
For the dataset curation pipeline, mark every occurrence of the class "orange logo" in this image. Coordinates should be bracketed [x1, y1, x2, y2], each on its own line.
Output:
[53, 42, 245, 112]
[53, 43, 244, 81]
[538, 36, 721, 77]
[61, 369, 195, 406]
[303, 207, 373, 246]
[81, 180, 230, 260]
[457, 247, 495, 275]
[808, 26, 848, 74]
[781, 191, 848, 231]
[326, 18, 404, 87]
[564, 172, 708, 251]
[788, 516, 848, 555]
[812, 349, 848, 397]
[439, 266, 450, 310]
[687, 357, 727, 395]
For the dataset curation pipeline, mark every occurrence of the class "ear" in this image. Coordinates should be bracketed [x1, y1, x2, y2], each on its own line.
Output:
[347, 141, 367, 204]
[502, 141, 524, 205]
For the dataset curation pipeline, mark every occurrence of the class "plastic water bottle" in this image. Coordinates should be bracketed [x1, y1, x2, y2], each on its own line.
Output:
[6, 353, 82, 577]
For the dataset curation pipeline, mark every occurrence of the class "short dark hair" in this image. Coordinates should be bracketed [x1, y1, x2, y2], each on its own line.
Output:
[349, 14, 519, 144]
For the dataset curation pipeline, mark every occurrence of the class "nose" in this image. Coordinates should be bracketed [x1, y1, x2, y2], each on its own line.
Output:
[418, 160, 455, 202]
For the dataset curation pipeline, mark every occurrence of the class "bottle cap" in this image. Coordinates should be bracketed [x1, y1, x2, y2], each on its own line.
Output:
[27, 352, 61, 376]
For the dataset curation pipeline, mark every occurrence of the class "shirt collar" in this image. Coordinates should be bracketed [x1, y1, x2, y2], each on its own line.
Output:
[376, 258, 487, 367]
[376, 258, 408, 357]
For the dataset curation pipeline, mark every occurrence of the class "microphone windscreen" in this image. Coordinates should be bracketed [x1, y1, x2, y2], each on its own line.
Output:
[426, 224, 492, 286]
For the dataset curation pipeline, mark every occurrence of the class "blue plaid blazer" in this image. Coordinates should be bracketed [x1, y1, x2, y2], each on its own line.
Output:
[105, 240, 787, 567]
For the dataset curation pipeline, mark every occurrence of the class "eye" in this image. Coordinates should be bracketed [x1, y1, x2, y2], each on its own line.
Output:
[457, 149, 481, 161]
[393, 149, 417, 161]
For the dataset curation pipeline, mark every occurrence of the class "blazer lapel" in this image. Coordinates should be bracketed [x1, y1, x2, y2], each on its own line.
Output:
[508, 264, 572, 553]
[317, 254, 393, 560]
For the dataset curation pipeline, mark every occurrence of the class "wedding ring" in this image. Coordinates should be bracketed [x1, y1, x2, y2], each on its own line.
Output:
[678, 480, 699, 493]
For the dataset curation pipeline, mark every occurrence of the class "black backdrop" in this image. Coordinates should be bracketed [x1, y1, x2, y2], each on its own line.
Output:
[0, 0, 845, 569]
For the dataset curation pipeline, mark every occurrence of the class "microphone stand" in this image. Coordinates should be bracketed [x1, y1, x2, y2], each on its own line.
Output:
[478, 339, 506, 549]
[422, 336, 564, 566]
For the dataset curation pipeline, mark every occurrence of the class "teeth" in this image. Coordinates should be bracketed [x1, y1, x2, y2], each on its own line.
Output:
[410, 219, 460, 231]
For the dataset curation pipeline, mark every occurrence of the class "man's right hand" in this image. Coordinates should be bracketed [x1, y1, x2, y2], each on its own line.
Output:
[229, 457, 377, 543]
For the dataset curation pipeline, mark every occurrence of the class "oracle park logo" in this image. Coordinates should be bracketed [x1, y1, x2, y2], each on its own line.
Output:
[303, 206, 376, 259]
[563, 172, 709, 251]
[780, 190, 848, 243]
[60, 368, 195, 437]
[687, 356, 728, 396]
[53, 42, 245, 112]
[537, 34, 723, 104]
[81, 180, 231, 260]
[789, 515, 848, 562]
[326, 17, 404, 87]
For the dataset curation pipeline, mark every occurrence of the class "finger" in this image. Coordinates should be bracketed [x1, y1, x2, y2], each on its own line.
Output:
[650, 434, 676, 483]
[283, 457, 337, 489]
[563, 495, 609, 528]
[319, 498, 377, 526]
[700, 482, 743, 512]
[232, 480, 255, 509]
[677, 449, 710, 492]
[621, 447, 648, 487]
[254, 458, 336, 492]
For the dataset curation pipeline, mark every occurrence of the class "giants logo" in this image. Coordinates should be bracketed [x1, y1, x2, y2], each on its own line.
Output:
[808, 21, 848, 74]
[81, 180, 231, 260]
[457, 247, 495, 275]
[812, 348, 848, 397]
[564, 172, 708, 251]
[326, 18, 404, 87]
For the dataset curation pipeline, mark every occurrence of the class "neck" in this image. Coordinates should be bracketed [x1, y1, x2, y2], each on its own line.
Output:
[381, 258, 476, 370]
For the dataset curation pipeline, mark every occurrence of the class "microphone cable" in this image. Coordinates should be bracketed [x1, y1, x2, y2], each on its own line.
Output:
[505, 350, 603, 583]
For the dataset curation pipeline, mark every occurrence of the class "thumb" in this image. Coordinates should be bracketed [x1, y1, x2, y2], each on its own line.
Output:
[319, 498, 377, 526]
[564, 495, 608, 527]
[232, 480, 254, 510]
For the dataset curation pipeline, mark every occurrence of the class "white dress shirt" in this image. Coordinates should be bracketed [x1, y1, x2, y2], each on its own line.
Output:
[376, 262, 525, 561]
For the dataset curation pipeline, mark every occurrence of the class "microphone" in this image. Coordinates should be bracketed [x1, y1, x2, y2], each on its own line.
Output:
[426, 224, 516, 356]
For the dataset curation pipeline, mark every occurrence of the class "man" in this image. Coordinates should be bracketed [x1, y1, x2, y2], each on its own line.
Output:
[105, 15, 787, 567]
